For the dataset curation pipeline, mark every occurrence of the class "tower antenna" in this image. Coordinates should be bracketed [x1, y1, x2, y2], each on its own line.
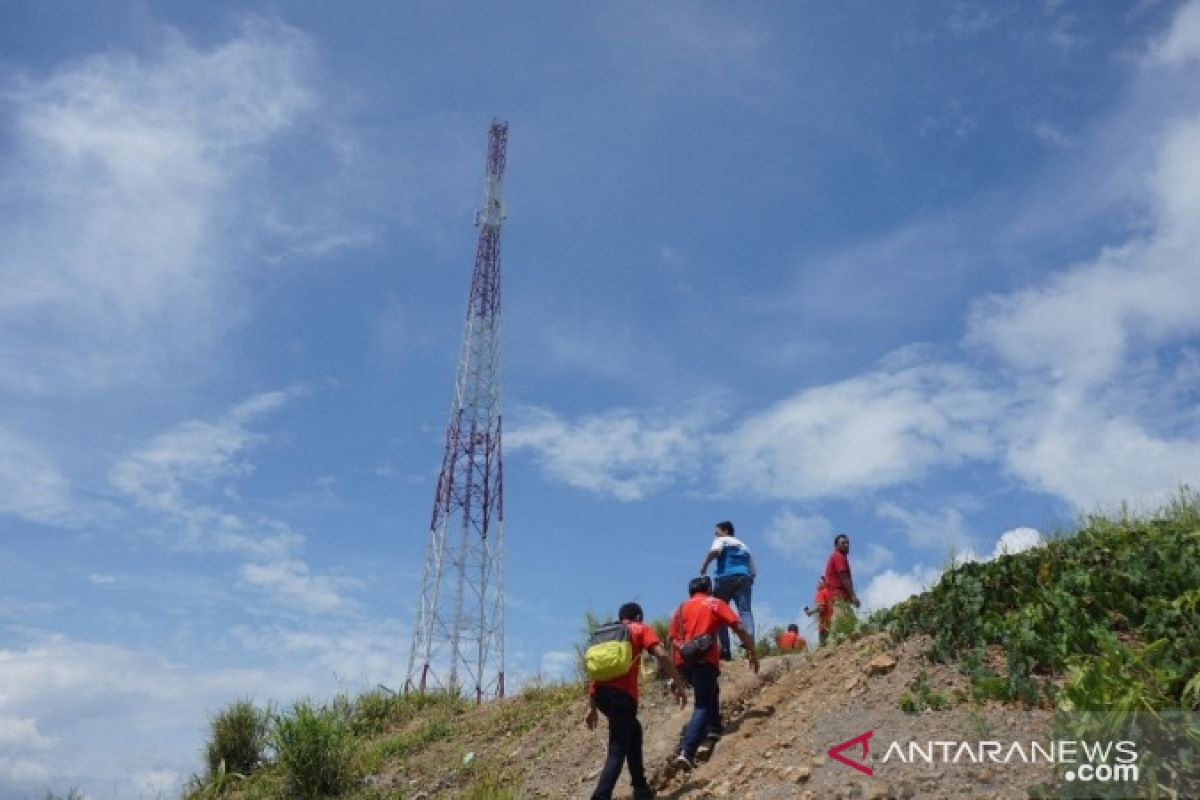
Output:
[406, 119, 508, 702]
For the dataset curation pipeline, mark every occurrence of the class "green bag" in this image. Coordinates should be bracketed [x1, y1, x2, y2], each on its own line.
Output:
[584, 622, 634, 681]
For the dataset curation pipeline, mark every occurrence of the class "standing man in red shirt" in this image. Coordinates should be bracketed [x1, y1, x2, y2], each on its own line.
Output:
[669, 576, 758, 771]
[823, 533, 860, 609]
[585, 602, 687, 800]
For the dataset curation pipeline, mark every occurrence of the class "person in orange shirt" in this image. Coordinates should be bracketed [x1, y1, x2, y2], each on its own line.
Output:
[805, 576, 835, 646]
[585, 602, 687, 800]
[669, 576, 758, 771]
[776, 624, 806, 651]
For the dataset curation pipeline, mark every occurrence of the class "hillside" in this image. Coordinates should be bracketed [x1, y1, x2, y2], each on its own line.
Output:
[188, 494, 1200, 799]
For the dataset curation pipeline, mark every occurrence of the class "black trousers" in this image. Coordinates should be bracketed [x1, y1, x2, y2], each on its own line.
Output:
[591, 687, 649, 800]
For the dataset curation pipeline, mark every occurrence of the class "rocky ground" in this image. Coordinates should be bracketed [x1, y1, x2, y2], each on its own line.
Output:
[519, 634, 1057, 800]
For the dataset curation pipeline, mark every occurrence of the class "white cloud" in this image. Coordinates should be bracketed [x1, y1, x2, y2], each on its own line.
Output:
[0, 19, 361, 396]
[87, 574, 117, 585]
[1003, 395, 1200, 512]
[861, 565, 943, 614]
[538, 650, 577, 683]
[992, 526, 1042, 557]
[1030, 121, 1075, 149]
[764, 509, 832, 562]
[134, 769, 182, 798]
[968, 112, 1200, 389]
[0, 718, 54, 749]
[0, 626, 400, 799]
[110, 419, 261, 513]
[1154, 0, 1200, 66]
[717, 362, 998, 501]
[967, 108, 1200, 511]
[229, 619, 410, 689]
[507, 406, 705, 501]
[876, 501, 977, 555]
[0, 428, 75, 526]
[109, 389, 358, 614]
[110, 387, 306, 514]
[853, 543, 898, 577]
[240, 559, 360, 614]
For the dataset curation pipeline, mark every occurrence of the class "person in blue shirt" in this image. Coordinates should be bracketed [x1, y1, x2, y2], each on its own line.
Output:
[698, 520, 757, 661]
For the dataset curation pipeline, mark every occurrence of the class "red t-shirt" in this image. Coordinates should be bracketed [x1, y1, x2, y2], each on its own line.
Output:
[824, 550, 852, 600]
[814, 586, 834, 628]
[777, 630, 805, 651]
[669, 593, 740, 670]
[589, 620, 660, 702]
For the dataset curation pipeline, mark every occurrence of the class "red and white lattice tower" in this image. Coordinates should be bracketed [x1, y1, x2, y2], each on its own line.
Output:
[406, 120, 507, 701]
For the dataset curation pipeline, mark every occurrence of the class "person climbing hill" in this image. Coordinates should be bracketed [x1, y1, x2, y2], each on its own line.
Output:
[669, 576, 758, 772]
[584, 601, 687, 800]
[699, 520, 756, 661]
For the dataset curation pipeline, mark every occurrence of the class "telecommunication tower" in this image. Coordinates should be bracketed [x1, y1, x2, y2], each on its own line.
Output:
[406, 120, 507, 701]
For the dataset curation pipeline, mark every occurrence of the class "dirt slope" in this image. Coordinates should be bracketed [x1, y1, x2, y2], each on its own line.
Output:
[515, 634, 1055, 800]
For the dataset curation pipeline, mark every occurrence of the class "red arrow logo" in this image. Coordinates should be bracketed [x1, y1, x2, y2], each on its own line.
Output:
[828, 730, 874, 776]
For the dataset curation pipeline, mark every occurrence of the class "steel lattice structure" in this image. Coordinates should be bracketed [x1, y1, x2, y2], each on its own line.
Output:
[406, 120, 507, 702]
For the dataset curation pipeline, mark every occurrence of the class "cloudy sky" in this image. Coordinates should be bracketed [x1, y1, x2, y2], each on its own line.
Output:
[2, 1, 1199, 796]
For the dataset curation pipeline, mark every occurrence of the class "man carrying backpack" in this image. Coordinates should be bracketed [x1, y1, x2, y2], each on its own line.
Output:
[669, 576, 758, 771]
[584, 602, 688, 800]
[699, 520, 756, 661]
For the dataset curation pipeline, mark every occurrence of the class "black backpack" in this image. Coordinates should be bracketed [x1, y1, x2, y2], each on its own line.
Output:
[672, 603, 716, 665]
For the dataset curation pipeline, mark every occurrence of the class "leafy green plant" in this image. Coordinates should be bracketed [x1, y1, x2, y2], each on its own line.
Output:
[204, 699, 269, 777]
[272, 698, 357, 798]
[827, 600, 860, 644]
[898, 670, 947, 714]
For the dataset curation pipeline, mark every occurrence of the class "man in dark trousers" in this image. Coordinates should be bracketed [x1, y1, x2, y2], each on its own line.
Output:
[669, 576, 758, 771]
[824, 533, 860, 609]
[585, 602, 687, 800]
[698, 520, 757, 661]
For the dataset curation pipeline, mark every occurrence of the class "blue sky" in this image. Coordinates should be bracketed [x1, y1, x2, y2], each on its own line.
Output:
[2, 1, 1200, 795]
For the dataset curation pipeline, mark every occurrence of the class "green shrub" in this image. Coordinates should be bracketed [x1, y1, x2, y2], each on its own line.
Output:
[827, 601, 860, 644]
[204, 699, 268, 776]
[272, 699, 357, 798]
[898, 670, 947, 714]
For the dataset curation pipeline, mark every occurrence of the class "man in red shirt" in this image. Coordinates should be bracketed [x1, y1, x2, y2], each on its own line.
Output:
[804, 576, 835, 646]
[823, 533, 860, 609]
[776, 624, 806, 651]
[585, 602, 687, 800]
[669, 576, 758, 770]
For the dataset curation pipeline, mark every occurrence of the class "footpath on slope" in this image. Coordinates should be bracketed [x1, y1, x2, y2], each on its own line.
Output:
[519, 634, 1055, 800]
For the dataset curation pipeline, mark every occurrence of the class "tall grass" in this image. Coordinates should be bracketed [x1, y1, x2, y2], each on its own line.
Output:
[204, 699, 269, 776]
[272, 698, 357, 798]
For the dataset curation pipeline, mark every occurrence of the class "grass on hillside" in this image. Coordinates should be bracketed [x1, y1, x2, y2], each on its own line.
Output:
[185, 680, 580, 800]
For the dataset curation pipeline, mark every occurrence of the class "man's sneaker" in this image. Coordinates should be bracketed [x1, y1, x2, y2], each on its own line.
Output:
[633, 788, 657, 800]
[675, 750, 697, 771]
